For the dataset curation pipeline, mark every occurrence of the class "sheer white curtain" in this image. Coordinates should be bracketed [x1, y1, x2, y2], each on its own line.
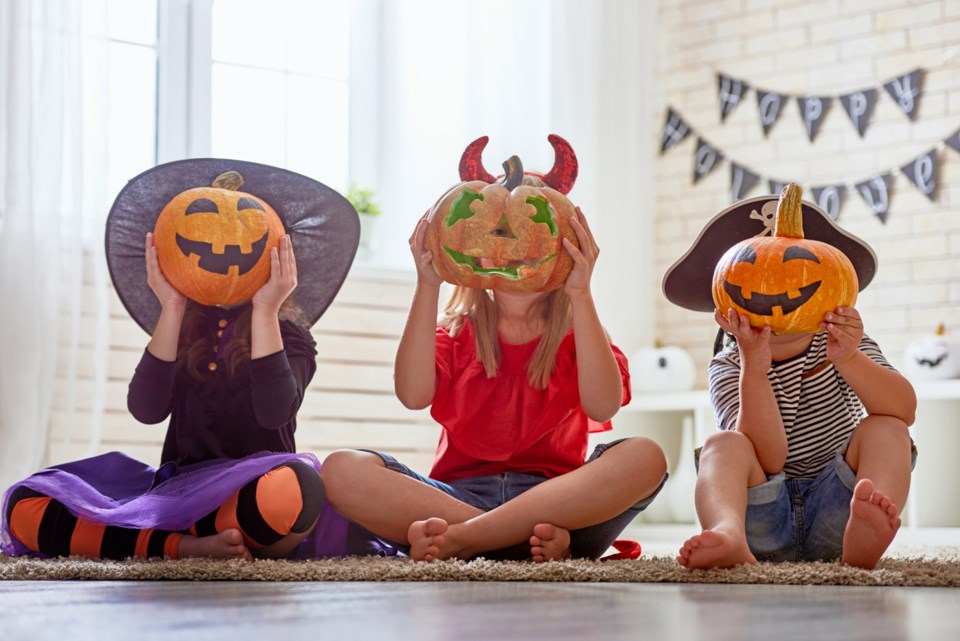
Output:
[0, 0, 109, 491]
[372, 0, 657, 351]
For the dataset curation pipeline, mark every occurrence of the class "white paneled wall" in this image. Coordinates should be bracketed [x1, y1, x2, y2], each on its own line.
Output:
[46, 266, 441, 475]
[653, 0, 960, 383]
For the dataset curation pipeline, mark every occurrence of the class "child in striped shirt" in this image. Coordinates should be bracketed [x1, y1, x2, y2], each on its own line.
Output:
[662, 190, 916, 570]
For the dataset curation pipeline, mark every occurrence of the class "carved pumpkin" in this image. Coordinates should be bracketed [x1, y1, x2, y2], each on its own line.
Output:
[425, 135, 580, 292]
[152, 170, 285, 306]
[712, 183, 858, 334]
[903, 324, 960, 381]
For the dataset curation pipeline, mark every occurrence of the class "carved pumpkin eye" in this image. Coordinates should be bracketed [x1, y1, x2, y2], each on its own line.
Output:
[783, 246, 820, 263]
[526, 196, 558, 236]
[237, 197, 266, 212]
[185, 198, 219, 216]
[731, 246, 756, 264]
[445, 189, 482, 226]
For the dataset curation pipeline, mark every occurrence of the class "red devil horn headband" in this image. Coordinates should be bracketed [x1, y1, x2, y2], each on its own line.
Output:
[458, 134, 579, 195]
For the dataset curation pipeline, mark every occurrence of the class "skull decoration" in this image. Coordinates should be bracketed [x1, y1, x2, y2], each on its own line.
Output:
[712, 183, 858, 334]
[152, 170, 285, 306]
[425, 135, 580, 292]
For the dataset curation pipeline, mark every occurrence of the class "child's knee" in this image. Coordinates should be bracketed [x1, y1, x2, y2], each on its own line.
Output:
[256, 463, 324, 536]
[701, 430, 751, 457]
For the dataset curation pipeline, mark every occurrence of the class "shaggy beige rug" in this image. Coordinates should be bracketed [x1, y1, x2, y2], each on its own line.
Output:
[3, 553, 960, 586]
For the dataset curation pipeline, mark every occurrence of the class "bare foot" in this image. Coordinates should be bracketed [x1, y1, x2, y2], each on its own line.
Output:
[407, 517, 448, 562]
[529, 523, 572, 562]
[177, 529, 253, 561]
[841, 478, 901, 569]
[677, 527, 757, 569]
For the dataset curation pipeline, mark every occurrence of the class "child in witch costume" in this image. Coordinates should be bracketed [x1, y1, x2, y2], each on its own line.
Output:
[320, 136, 667, 562]
[1, 159, 393, 561]
[663, 184, 916, 570]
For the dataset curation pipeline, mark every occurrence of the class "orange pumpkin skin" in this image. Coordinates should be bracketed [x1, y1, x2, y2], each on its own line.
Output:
[153, 172, 285, 306]
[712, 184, 858, 334]
[425, 179, 579, 292]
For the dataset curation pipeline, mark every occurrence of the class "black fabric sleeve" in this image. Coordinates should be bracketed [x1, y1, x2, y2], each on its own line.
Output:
[248, 321, 318, 429]
[127, 349, 177, 425]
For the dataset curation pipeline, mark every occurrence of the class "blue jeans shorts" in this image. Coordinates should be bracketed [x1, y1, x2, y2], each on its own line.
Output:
[744, 445, 918, 563]
[364, 439, 666, 560]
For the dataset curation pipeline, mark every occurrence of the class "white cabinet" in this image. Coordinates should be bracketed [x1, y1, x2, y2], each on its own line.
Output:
[606, 380, 960, 537]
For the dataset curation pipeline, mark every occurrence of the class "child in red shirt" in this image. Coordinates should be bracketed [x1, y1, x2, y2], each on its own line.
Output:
[321, 208, 667, 561]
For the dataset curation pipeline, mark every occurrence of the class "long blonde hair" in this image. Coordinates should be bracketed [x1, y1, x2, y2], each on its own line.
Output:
[439, 286, 573, 389]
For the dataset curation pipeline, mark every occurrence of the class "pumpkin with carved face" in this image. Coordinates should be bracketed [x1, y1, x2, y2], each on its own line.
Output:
[152, 170, 285, 306]
[425, 135, 580, 292]
[712, 183, 858, 334]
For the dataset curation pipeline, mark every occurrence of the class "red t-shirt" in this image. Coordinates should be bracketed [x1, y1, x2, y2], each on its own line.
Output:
[428, 318, 631, 482]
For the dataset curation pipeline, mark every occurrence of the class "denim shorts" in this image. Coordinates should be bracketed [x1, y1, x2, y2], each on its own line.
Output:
[744, 445, 918, 563]
[364, 439, 666, 560]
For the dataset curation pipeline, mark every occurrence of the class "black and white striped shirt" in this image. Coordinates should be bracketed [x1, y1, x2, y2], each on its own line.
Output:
[708, 332, 894, 479]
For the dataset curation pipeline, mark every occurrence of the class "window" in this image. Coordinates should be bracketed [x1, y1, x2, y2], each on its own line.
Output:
[84, 0, 359, 206]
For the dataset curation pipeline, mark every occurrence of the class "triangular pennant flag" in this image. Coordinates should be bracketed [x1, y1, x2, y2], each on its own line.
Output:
[812, 185, 847, 221]
[945, 129, 960, 153]
[756, 90, 787, 137]
[900, 149, 938, 201]
[884, 69, 923, 121]
[768, 179, 788, 195]
[718, 74, 749, 122]
[661, 108, 691, 154]
[730, 163, 760, 201]
[839, 89, 878, 138]
[797, 96, 832, 142]
[693, 138, 724, 183]
[856, 174, 893, 224]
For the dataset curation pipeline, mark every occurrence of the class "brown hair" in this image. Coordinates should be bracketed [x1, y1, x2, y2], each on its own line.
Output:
[177, 299, 307, 380]
[439, 286, 572, 390]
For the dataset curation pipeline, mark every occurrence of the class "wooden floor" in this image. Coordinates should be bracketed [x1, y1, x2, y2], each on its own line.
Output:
[2, 580, 959, 641]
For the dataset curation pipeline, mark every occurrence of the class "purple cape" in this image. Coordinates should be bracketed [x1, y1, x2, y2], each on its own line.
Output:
[1, 450, 396, 559]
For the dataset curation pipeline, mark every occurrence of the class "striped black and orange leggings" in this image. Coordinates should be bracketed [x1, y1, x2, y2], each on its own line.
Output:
[5, 462, 323, 560]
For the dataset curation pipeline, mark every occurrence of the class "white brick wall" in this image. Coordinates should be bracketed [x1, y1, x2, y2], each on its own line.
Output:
[654, 0, 960, 384]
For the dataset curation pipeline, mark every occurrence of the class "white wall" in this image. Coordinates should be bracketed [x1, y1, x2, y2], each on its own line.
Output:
[653, 0, 960, 385]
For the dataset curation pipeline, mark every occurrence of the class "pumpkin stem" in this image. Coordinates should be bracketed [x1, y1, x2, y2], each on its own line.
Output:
[774, 182, 804, 239]
[936, 323, 946, 336]
[500, 156, 524, 190]
[212, 171, 244, 191]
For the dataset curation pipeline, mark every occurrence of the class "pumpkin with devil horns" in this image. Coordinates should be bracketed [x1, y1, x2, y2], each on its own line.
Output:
[425, 135, 581, 292]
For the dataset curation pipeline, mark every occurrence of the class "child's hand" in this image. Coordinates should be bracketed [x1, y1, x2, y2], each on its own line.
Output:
[563, 208, 599, 301]
[252, 235, 297, 313]
[820, 306, 863, 364]
[715, 308, 772, 372]
[145, 232, 187, 309]
[409, 213, 443, 287]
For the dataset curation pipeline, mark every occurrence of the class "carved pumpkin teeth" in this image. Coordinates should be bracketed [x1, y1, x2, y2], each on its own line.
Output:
[175, 232, 269, 276]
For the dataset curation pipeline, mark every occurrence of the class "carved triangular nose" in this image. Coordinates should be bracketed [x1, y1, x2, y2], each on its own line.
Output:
[489, 214, 517, 239]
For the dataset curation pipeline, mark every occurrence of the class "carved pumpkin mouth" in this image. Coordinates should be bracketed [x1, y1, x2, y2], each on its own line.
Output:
[722, 280, 821, 316]
[443, 247, 556, 280]
[915, 354, 947, 368]
[175, 231, 269, 276]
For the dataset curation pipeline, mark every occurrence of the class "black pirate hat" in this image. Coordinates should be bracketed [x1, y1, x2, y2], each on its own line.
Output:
[662, 193, 877, 312]
[106, 158, 359, 333]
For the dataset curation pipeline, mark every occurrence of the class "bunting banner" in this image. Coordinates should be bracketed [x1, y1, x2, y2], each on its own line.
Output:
[717, 69, 924, 139]
[718, 74, 749, 122]
[661, 108, 691, 153]
[693, 138, 724, 183]
[659, 105, 956, 225]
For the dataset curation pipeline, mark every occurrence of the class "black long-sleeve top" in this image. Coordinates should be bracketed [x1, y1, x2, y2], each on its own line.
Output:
[127, 306, 318, 466]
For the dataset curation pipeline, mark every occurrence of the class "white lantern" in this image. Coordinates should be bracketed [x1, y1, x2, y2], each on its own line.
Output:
[903, 324, 960, 381]
[631, 342, 697, 393]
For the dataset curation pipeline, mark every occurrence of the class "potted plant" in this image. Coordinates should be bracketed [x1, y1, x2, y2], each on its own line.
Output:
[345, 184, 381, 258]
